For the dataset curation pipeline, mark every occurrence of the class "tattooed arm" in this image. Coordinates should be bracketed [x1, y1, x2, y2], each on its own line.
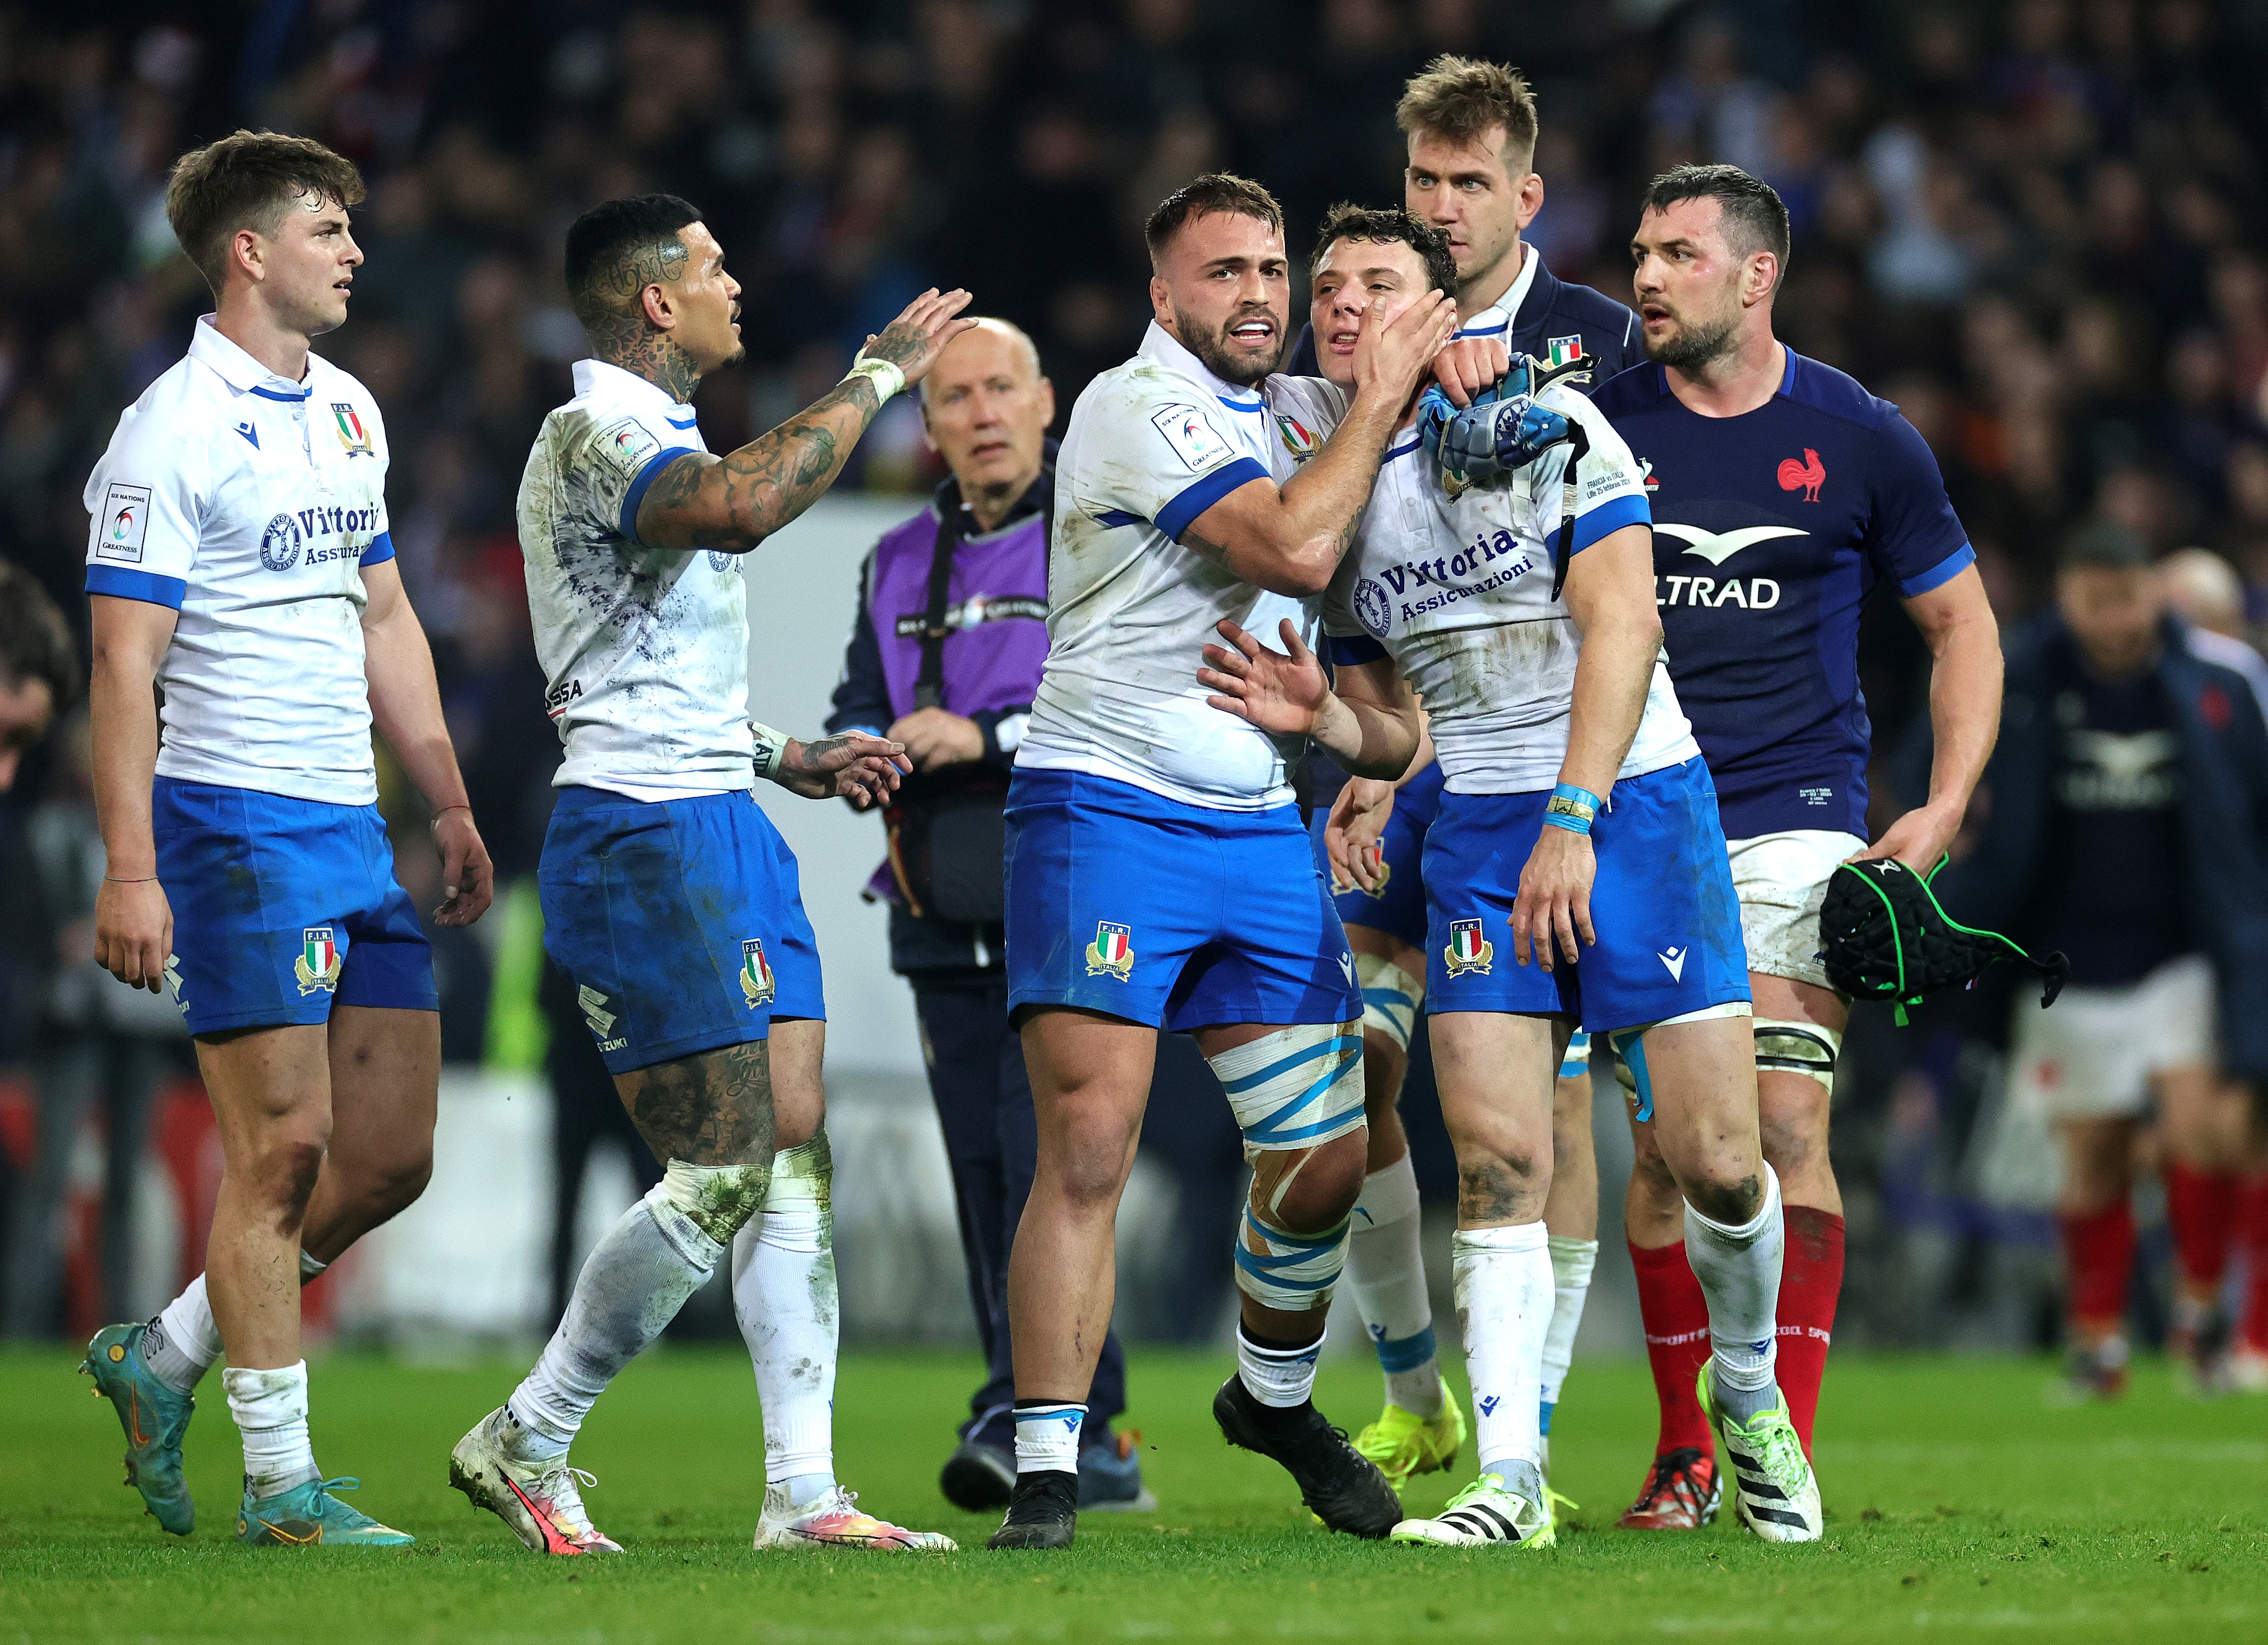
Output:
[634, 288, 975, 553]
[1172, 291, 1456, 596]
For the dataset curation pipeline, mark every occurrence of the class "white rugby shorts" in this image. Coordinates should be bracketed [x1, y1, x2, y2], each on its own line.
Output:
[1725, 829, 1867, 992]
[2008, 952, 2216, 1121]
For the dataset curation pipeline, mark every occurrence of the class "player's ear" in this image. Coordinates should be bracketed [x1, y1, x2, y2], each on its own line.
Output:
[1745, 250, 1780, 308]
[640, 281, 675, 332]
[1149, 273, 1173, 332]
[231, 227, 264, 286]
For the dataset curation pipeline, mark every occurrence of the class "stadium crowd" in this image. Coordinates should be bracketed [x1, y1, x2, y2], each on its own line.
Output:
[1, 0, 2267, 1371]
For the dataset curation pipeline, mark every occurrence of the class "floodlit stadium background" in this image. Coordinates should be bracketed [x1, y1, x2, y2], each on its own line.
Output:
[0, 0, 2264, 1362]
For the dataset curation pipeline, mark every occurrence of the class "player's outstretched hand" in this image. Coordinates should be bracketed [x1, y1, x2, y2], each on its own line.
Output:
[777, 730, 911, 810]
[1850, 800, 1963, 875]
[93, 876, 173, 994]
[430, 806, 495, 927]
[886, 706, 985, 773]
[1201, 618, 1330, 736]
[1512, 825, 1595, 972]
[1352, 288, 1458, 405]
[1326, 777, 1396, 894]
[1428, 336, 1509, 408]
[857, 288, 978, 389]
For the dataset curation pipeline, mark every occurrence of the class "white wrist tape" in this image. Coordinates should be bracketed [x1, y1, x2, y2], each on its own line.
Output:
[750, 720, 789, 782]
[843, 356, 905, 404]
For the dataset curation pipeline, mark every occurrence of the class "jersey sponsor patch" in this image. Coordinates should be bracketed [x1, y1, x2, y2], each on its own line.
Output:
[1652, 522, 1805, 567]
[594, 415, 661, 480]
[97, 483, 151, 562]
[1150, 404, 1232, 472]
[1354, 577, 1393, 638]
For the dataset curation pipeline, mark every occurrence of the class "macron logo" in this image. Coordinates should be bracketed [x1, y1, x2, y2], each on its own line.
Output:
[1338, 952, 1355, 984]
[1477, 1394, 1500, 1417]
[1658, 947, 1687, 982]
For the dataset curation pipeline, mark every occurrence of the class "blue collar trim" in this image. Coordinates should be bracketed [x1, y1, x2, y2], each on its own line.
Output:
[1216, 395, 1264, 413]
[249, 384, 312, 402]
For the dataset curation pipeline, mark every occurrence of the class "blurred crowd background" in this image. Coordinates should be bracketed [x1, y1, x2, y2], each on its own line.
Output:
[1, 0, 2266, 1358]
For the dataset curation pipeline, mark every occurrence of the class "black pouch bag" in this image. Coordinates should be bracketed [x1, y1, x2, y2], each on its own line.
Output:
[1820, 856, 2069, 1025]
[883, 511, 1009, 924]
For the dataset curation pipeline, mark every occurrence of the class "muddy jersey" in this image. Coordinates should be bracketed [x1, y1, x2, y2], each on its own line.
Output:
[1016, 324, 1347, 810]
[519, 359, 753, 799]
[1310, 377, 1696, 794]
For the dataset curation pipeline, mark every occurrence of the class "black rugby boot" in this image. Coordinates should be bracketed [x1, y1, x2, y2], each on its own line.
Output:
[1212, 1375, 1401, 1537]
[986, 1470, 1077, 1550]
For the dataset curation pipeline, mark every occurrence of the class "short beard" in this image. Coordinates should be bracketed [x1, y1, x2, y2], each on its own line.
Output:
[1643, 312, 1738, 374]
[1173, 304, 1283, 386]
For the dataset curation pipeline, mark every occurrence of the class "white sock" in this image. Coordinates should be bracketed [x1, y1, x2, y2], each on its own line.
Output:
[1452, 1221, 1551, 1501]
[1346, 1154, 1441, 1417]
[509, 1186, 725, 1453]
[1013, 1402, 1084, 1476]
[223, 1361, 318, 1498]
[1684, 1164, 1785, 1426]
[732, 1136, 838, 1507]
[145, 1275, 224, 1394]
[1538, 1235, 1597, 1432]
[1236, 1323, 1322, 1409]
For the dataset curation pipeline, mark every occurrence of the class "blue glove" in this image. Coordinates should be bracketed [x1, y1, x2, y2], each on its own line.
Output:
[1439, 358, 1574, 478]
[1416, 379, 1494, 467]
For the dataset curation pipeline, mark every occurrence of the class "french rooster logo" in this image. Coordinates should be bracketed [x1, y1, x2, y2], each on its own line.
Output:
[1777, 448, 1826, 502]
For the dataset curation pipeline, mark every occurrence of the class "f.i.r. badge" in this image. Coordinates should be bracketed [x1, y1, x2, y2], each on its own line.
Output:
[740, 937, 777, 1008]
[295, 927, 343, 995]
[1444, 917, 1494, 977]
[1086, 921, 1135, 980]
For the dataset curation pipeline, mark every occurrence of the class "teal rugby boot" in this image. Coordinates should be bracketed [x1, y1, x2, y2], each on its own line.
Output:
[82, 1322, 196, 1535]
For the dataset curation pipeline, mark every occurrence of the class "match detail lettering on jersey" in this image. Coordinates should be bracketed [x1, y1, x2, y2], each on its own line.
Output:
[1150, 404, 1232, 472]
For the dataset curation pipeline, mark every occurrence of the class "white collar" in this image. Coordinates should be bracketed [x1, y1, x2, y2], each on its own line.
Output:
[1458, 241, 1543, 339]
[572, 357, 696, 412]
[1136, 321, 1266, 410]
[188, 315, 313, 400]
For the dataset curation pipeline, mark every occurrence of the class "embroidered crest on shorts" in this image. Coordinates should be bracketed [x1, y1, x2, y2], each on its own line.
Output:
[740, 938, 777, 1008]
[295, 928, 343, 995]
[1086, 920, 1135, 980]
[1444, 917, 1493, 977]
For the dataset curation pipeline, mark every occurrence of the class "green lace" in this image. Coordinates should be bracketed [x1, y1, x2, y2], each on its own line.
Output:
[1730, 1406, 1809, 1489]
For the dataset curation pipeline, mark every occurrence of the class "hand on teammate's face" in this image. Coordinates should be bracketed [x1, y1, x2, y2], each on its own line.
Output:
[858, 288, 979, 388]
[1428, 336, 1510, 409]
[1325, 778, 1396, 894]
[1351, 288, 1457, 403]
[1198, 618, 1329, 736]
[886, 707, 984, 772]
[1511, 825, 1595, 971]
[430, 809, 495, 928]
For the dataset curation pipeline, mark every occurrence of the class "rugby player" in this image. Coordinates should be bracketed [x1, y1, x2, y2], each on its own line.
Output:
[81, 132, 493, 1547]
[448, 194, 965, 1556]
[989, 174, 1456, 1551]
[1299, 58, 1645, 1490]
[1589, 165, 2000, 1525]
[1224, 213, 1825, 1549]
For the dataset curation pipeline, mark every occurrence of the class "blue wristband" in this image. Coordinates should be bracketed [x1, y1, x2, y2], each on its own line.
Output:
[1542, 782, 1601, 836]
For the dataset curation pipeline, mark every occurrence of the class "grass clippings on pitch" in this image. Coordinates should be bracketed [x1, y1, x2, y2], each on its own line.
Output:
[0, 1345, 2258, 1644]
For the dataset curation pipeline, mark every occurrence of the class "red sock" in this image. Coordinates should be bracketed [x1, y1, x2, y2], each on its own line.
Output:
[2059, 1202, 2136, 1337]
[1776, 1206, 1843, 1457]
[1630, 1238, 1714, 1456]
[2241, 1176, 2268, 1355]
[2162, 1160, 2239, 1296]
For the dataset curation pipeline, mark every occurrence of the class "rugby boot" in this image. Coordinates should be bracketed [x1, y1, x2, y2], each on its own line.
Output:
[1212, 1375, 1400, 1539]
[939, 1439, 1016, 1512]
[81, 1321, 196, 1536]
[1615, 1446, 1721, 1530]
[1351, 1383, 1467, 1491]
[988, 1470, 1078, 1550]
[2047, 1335, 2130, 1405]
[1079, 1431, 1157, 1512]
[235, 1476, 413, 1546]
[1391, 1471, 1556, 1548]
[448, 1407, 621, 1555]
[1699, 1364, 1823, 1543]
[753, 1483, 957, 1551]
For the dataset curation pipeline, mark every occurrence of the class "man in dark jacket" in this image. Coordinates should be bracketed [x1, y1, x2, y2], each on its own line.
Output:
[1939, 525, 2268, 1397]
[827, 319, 1148, 1511]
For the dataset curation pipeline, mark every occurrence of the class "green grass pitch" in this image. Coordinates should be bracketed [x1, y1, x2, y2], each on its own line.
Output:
[1, 1345, 2260, 1643]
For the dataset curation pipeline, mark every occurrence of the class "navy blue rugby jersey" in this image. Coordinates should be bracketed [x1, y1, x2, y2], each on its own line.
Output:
[1588, 349, 1973, 841]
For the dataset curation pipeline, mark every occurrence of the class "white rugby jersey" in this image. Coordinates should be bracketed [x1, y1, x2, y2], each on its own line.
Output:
[519, 359, 754, 798]
[1311, 377, 1699, 794]
[1019, 324, 1341, 810]
[83, 316, 395, 806]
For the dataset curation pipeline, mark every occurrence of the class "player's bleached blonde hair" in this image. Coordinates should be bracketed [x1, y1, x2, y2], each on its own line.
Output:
[166, 131, 365, 295]
[1396, 56, 1541, 175]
